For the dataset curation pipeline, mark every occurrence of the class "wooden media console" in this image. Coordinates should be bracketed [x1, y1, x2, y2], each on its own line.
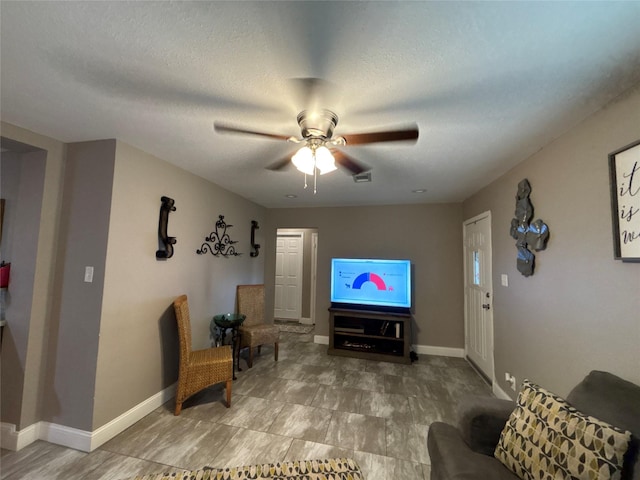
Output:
[328, 307, 413, 364]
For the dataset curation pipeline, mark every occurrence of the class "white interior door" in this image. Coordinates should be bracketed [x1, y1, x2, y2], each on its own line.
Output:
[463, 212, 494, 382]
[274, 234, 303, 320]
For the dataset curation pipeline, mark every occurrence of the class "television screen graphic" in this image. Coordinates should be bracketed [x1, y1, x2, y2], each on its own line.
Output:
[330, 258, 411, 309]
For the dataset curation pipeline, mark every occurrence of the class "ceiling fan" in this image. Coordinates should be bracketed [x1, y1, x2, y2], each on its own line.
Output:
[214, 109, 419, 192]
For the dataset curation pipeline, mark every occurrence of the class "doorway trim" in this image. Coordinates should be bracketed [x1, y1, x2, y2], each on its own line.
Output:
[303, 232, 318, 325]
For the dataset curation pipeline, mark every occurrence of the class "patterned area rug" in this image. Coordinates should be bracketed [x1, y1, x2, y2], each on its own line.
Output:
[275, 322, 314, 334]
[129, 457, 363, 479]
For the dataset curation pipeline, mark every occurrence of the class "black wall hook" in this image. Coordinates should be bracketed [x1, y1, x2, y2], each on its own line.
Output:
[250, 220, 260, 257]
[156, 196, 177, 259]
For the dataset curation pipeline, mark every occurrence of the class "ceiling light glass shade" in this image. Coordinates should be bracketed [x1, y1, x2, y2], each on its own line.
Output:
[291, 146, 315, 175]
[315, 146, 337, 175]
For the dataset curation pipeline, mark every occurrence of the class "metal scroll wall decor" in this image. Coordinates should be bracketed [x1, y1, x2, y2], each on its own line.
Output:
[156, 196, 177, 259]
[197, 215, 241, 257]
[509, 179, 550, 276]
[250, 220, 260, 257]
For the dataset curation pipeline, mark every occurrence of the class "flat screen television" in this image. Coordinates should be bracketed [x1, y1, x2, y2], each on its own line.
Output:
[330, 258, 412, 312]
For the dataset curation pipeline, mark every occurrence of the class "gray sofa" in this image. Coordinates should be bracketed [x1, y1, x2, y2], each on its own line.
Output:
[427, 370, 640, 480]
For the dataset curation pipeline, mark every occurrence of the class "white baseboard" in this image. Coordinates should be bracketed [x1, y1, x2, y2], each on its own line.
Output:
[314, 335, 329, 345]
[40, 422, 92, 452]
[299, 317, 313, 325]
[0, 383, 176, 452]
[88, 382, 176, 451]
[1, 422, 39, 451]
[493, 382, 514, 401]
[412, 344, 465, 358]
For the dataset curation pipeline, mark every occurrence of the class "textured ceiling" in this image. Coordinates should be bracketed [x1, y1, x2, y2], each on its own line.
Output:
[2, 1, 640, 207]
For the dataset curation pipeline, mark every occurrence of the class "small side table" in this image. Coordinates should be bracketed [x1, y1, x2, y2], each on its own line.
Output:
[211, 313, 245, 380]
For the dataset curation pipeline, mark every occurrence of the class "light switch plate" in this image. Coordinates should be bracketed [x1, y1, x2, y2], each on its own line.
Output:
[84, 266, 94, 283]
[501, 274, 508, 287]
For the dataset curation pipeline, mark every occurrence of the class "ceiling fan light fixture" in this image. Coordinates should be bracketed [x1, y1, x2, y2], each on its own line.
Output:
[215, 108, 418, 195]
[292, 145, 336, 176]
[315, 146, 337, 175]
[291, 146, 315, 175]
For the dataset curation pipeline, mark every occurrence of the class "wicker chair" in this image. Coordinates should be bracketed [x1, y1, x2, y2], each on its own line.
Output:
[173, 294, 233, 415]
[236, 284, 279, 368]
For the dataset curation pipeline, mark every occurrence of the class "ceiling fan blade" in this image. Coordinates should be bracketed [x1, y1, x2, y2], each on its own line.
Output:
[331, 149, 369, 175]
[214, 122, 292, 141]
[265, 153, 294, 171]
[342, 124, 419, 145]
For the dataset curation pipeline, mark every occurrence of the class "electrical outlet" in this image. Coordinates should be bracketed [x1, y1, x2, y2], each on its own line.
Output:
[505, 372, 517, 391]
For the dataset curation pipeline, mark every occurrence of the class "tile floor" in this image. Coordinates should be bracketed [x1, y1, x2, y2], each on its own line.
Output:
[0, 326, 493, 480]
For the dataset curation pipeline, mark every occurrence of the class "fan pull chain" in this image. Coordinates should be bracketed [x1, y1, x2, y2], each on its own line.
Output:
[299, 151, 321, 194]
[314, 168, 318, 194]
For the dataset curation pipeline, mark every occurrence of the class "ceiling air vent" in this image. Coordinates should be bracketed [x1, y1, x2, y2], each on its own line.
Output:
[352, 172, 372, 183]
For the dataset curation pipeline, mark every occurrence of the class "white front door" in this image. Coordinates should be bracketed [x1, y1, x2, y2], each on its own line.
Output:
[463, 212, 494, 382]
[274, 234, 303, 320]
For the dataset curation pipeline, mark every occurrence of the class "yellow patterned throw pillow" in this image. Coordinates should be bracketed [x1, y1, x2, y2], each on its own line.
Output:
[494, 380, 631, 480]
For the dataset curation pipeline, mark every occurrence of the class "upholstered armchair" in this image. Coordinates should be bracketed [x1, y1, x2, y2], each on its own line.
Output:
[173, 295, 233, 415]
[427, 371, 640, 480]
[236, 284, 279, 368]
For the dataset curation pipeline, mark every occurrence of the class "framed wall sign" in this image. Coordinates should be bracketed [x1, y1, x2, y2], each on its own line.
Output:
[609, 139, 640, 262]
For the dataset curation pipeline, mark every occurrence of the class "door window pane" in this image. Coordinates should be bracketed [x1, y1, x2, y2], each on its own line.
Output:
[472, 250, 481, 285]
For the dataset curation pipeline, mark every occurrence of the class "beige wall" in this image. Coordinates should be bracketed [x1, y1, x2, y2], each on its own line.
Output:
[463, 84, 640, 398]
[264, 204, 464, 348]
[93, 140, 266, 429]
[0, 126, 266, 440]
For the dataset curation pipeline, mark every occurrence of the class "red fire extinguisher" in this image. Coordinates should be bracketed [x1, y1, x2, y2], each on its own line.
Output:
[0, 262, 10, 289]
